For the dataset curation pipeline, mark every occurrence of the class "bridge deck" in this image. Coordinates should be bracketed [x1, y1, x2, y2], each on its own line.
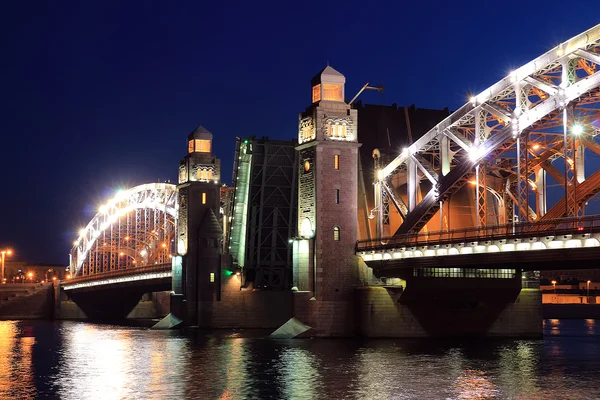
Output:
[63, 263, 171, 291]
[357, 215, 600, 253]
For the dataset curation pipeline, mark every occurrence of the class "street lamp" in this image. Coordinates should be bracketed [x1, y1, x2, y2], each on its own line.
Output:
[587, 280, 591, 298]
[552, 280, 557, 303]
[1, 249, 13, 283]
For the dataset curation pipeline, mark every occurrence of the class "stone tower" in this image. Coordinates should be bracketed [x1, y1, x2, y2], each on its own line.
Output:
[293, 66, 361, 335]
[172, 126, 222, 326]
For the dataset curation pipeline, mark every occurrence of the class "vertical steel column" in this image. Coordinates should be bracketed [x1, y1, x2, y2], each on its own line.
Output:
[407, 157, 417, 212]
[475, 109, 487, 227]
[535, 167, 547, 217]
[440, 135, 451, 176]
[516, 137, 523, 222]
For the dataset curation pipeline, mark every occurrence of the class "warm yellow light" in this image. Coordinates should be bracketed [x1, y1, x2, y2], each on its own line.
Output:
[161, 243, 167, 248]
[532, 144, 540, 150]
[125, 236, 130, 241]
[66, 274, 71, 279]
[27, 272, 33, 278]
[6, 250, 11, 256]
[552, 280, 557, 285]
[588, 280, 591, 283]
[73, 240, 79, 246]
[377, 169, 384, 181]
[52, 277, 56, 281]
[468, 180, 477, 185]
[119, 252, 124, 256]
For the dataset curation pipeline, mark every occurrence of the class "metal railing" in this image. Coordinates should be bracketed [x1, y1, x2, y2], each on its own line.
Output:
[67, 263, 171, 284]
[356, 215, 600, 253]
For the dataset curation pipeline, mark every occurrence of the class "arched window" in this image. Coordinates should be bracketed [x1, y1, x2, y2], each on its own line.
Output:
[333, 226, 340, 241]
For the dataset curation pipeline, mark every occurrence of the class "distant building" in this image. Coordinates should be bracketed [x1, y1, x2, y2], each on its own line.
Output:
[4, 261, 67, 283]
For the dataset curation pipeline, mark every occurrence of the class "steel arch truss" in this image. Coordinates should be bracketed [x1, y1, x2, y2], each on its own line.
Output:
[376, 24, 600, 237]
[70, 183, 178, 277]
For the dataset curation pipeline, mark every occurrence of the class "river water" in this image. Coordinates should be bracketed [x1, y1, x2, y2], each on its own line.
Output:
[0, 319, 599, 399]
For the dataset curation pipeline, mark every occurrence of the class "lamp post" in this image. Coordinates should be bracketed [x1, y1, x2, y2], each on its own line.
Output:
[1, 249, 13, 284]
[587, 280, 591, 299]
[552, 280, 557, 303]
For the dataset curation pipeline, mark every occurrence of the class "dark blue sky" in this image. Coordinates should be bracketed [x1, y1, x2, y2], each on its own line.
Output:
[0, 0, 597, 264]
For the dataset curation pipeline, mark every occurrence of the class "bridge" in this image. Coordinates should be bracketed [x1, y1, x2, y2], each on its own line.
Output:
[368, 24, 600, 259]
[58, 24, 600, 336]
[63, 183, 176, 319]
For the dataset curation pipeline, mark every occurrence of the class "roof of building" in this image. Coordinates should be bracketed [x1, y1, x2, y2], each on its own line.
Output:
[311, 65, 345, 86]
[188, 125, 213, 141]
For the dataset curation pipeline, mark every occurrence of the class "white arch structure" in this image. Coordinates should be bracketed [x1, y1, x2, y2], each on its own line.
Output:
[374, 24, 600, 238]
[70, 183, 178, 277]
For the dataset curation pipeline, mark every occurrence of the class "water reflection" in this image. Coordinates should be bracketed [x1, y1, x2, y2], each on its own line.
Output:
[0, 320, 599, 398]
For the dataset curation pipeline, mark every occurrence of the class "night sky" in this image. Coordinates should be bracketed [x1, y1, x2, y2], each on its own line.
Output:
[0, 1, 598, 264]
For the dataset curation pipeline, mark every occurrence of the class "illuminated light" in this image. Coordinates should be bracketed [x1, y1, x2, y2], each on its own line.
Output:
[468, 180, 477, 185]
[27, 272, 33, 278]
[125, 236, 130, 241]
[402, 147, 409, 157]
[469, 146, 484, 161]
[377, 169, 384, 181]
[572, 124, 584, 135]
[52, 277, 56, 281]
[235, 272, 240, 276]
[532, 144, 540, 150]
[103, 242, 107, 246]
[469, 96, 477, 105]
[288, 239, 294, 243]
[168, 254, 172, 258]
[161, 243, 167, 248]
[99, 204, 108, 214]
[140, 249, 147, 257]
[210, 272, 215, 283]
[119, 252, 124, 256]
[132, 260, 136, 264]
[66, 274, 71, 279]
[79, 228, 86, 237]
[224, 269, 233, 277]
[73, 240, 79, 246]
[557, 48, 564, 56]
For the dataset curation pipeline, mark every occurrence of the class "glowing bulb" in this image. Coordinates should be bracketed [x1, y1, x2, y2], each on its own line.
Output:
[532, 144, 540, 150]
[79, 228, 86, 237]
[140, 249, 147, 257]
[99, 204, 108, 214]
[572, 125, 583, 135]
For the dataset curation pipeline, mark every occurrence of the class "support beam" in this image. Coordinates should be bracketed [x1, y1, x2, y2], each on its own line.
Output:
[407, 158, 418, 212]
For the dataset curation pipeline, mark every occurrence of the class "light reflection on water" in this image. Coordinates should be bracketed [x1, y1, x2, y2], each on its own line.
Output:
[0, 320, 598, 399]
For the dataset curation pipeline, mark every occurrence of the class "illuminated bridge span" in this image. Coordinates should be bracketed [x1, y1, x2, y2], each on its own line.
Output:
[372, 24, 600, 241]
[69, 183, 177, 281]
[359, 215, 600, 261]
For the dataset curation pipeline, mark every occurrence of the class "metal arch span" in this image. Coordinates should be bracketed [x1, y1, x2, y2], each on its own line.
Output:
[70, 183, 178, 277]
[375, 23, 600, 236]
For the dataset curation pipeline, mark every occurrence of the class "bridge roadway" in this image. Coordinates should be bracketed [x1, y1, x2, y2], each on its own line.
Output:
[61, 263, 171, 320]
[357, 215, 600, 276]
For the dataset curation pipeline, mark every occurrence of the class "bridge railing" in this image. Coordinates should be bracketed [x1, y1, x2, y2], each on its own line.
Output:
[67, 263, 171, 284]
[356, 215, 600, 252]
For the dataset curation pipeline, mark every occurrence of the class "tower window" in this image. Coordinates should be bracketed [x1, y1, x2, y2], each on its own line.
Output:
[312, 84, 321, 103]
[323, 84, 343, 101]
[202, 192, 207, 204]
[327, 122, 347, 138]
[189, 139, 211, 153]
[334, 154, 339, 169]
[335, 189, 340, 204]
[333, 226, 340, 241]
[210, 272, 215, 283]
